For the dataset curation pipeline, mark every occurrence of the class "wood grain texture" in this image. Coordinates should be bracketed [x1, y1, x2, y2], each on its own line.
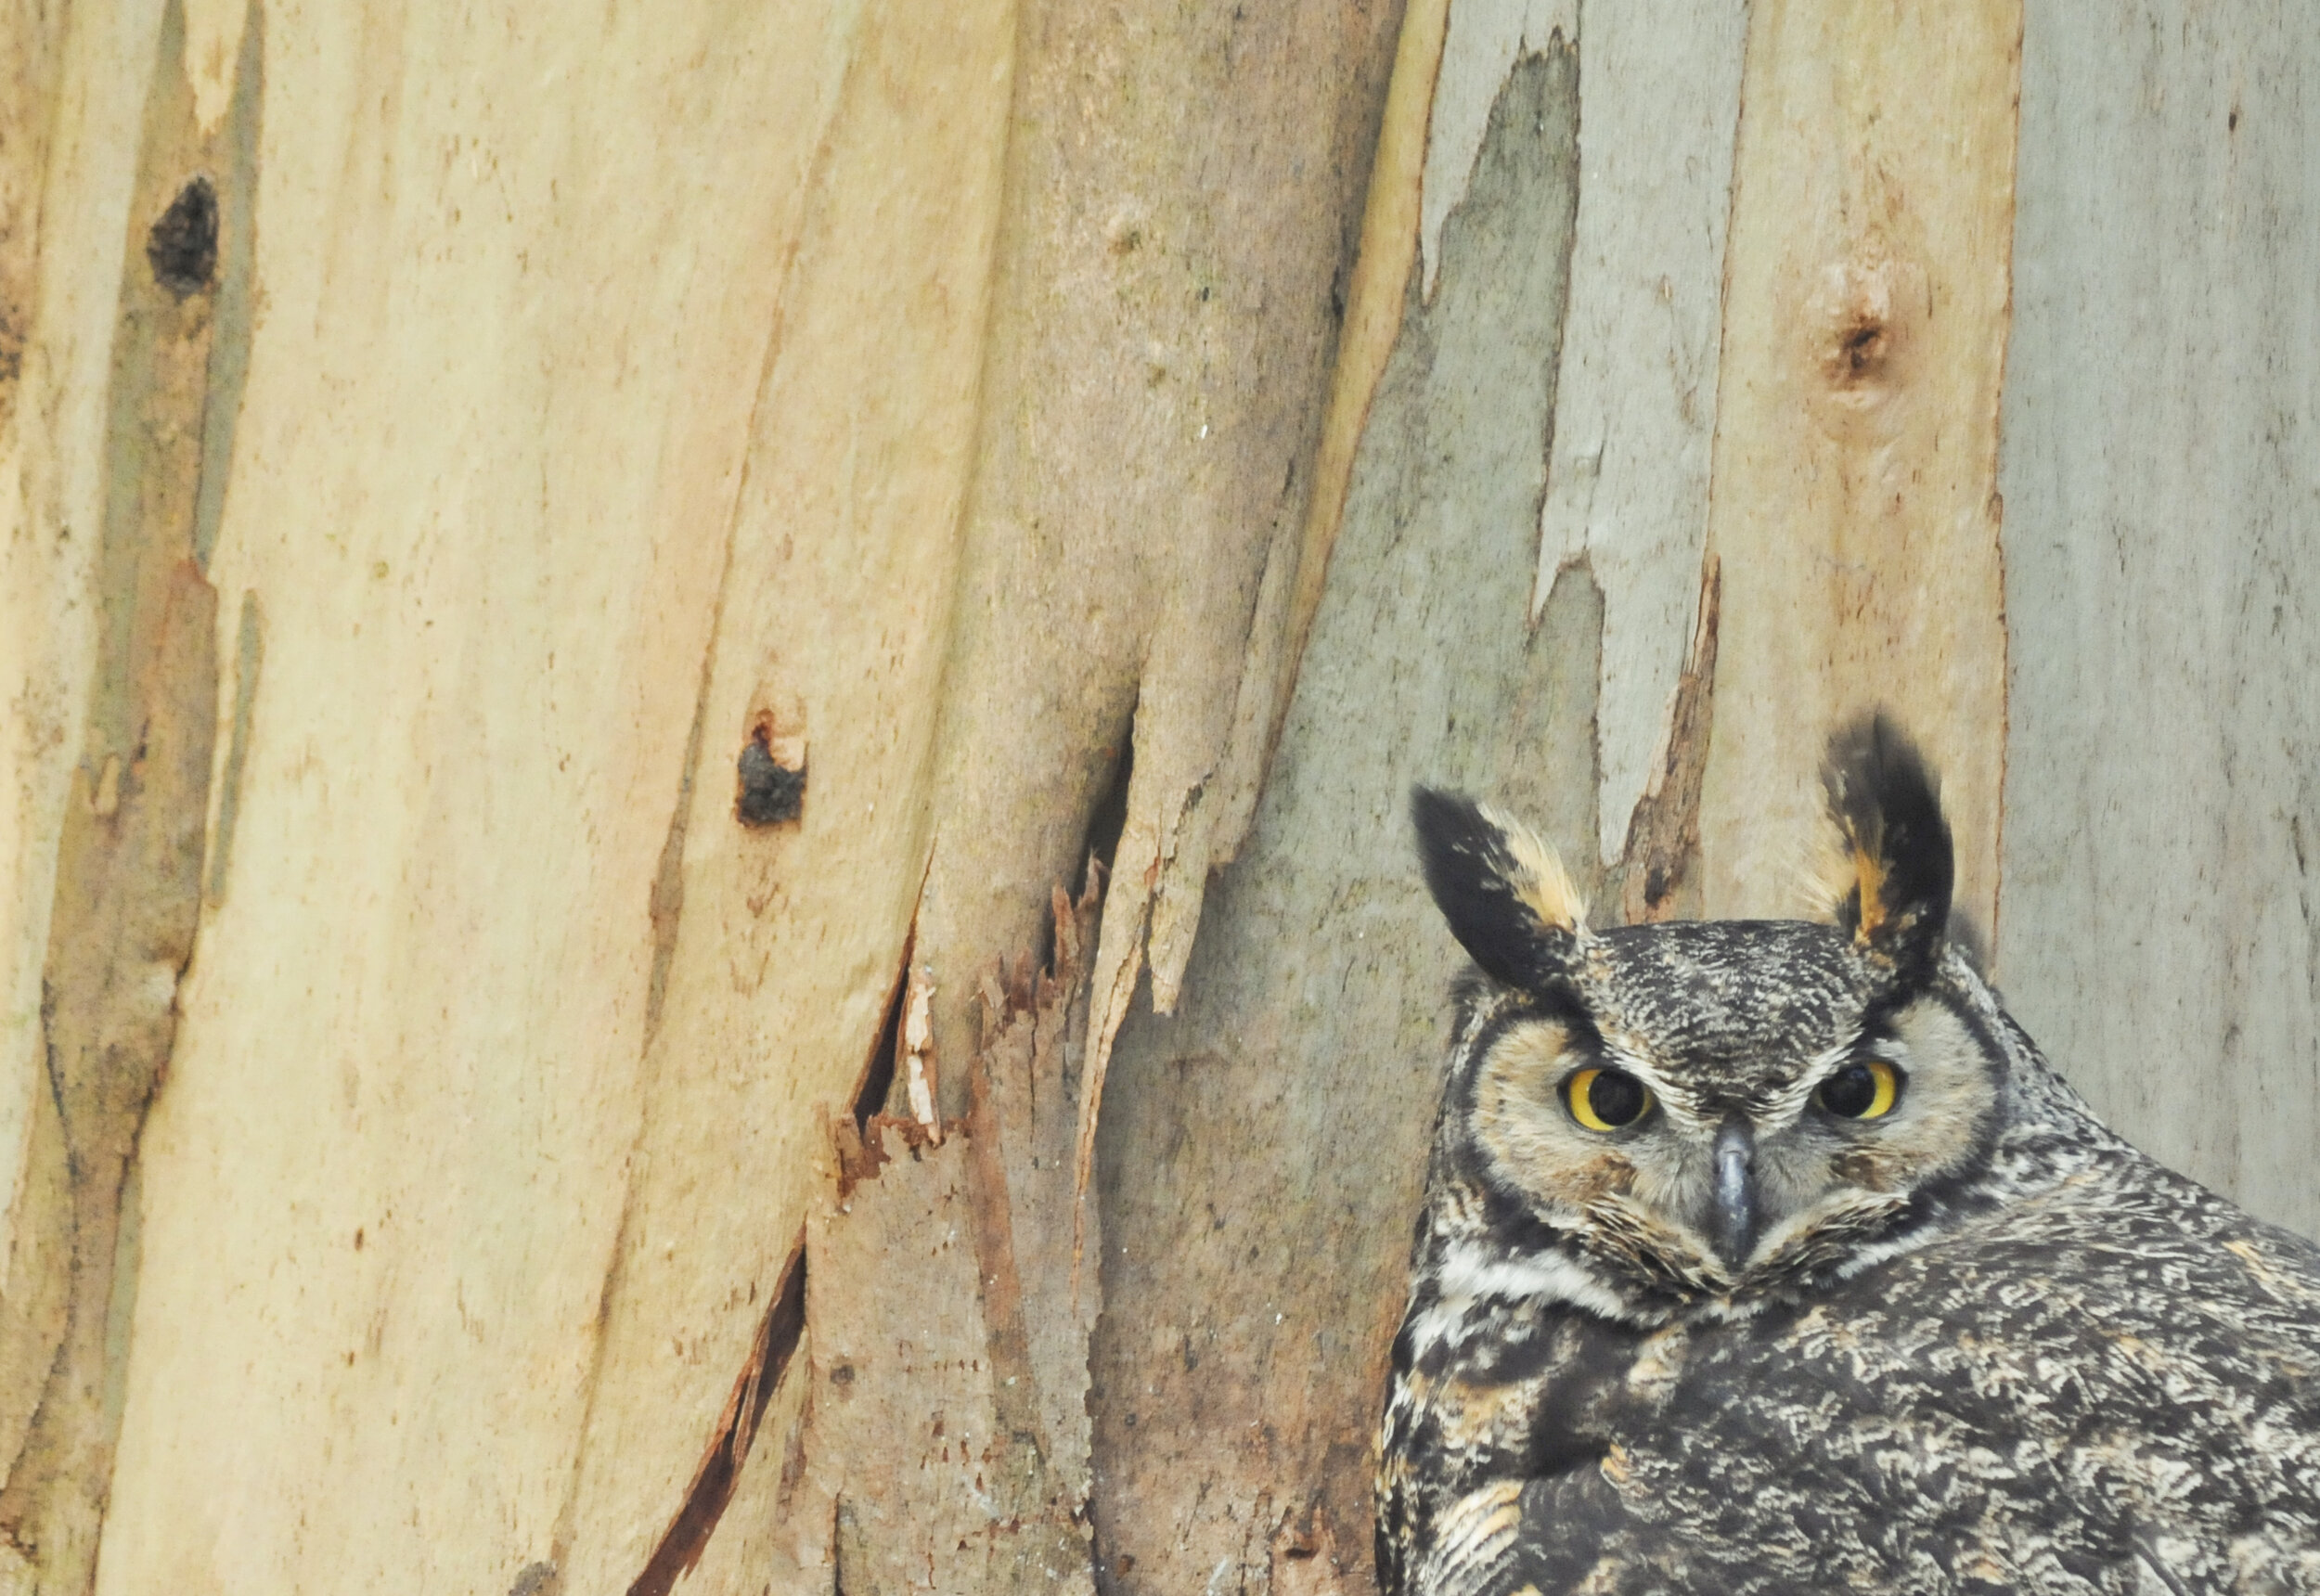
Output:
[87, 3, 1010, 1591]
[1996, 0, 2320, 1242]
[1695, 0, 2020, 933]
[21, 0, 1409, 1588]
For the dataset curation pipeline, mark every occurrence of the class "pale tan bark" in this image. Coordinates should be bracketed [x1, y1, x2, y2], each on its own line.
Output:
[1696, 0, 2021, 935]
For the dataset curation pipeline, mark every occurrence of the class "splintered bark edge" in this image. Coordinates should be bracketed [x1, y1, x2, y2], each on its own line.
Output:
[625, 1237, 806, 1596]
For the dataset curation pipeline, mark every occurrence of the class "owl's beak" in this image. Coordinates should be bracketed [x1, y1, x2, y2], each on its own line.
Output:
[1710, 1116, 1759, 1268]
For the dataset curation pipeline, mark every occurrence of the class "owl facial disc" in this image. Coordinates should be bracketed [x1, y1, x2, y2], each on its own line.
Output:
[1411, 714, 1989, 1304]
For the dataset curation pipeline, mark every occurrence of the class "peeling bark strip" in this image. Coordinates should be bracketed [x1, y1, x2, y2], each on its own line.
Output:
[0, 4, 257, 1586]
[1060, 0, 1427, 1282]
[201, 590, 264, 905]
[916, 0, 1409, 1132]
[0, 0, 91, 1577]
[625, 1239, 806, 1596]
[1527, 0, 1744, 868]
[1091, 39, 1587, 1593]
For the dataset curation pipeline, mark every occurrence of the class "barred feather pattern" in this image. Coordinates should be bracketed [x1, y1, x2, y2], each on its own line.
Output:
[1378, 945, 2320, 1596]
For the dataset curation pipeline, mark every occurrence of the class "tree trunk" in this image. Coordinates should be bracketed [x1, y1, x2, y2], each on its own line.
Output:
[0, 1, 2312, 1592]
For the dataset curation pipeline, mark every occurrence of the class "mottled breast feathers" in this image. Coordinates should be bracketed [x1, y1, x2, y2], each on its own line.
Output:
[1380, 715, 2320, 1596]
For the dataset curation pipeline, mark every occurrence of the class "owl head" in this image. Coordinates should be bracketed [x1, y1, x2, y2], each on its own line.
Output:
[1414, 716, 2017, 1306]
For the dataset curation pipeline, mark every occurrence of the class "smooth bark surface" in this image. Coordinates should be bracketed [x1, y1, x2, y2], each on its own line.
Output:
[1999, 0, 2320, 1241]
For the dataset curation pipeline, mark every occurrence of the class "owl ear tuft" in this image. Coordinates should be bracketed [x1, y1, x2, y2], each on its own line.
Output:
[1820, 714, 1953, 974]
[1411, 788, 1585, 992]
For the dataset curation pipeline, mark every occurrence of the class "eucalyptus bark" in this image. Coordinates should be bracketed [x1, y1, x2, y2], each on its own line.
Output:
[0, 2, 2314, 1594]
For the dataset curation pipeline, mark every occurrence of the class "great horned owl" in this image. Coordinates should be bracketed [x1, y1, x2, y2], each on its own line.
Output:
[1378, 717, 2320, 1595]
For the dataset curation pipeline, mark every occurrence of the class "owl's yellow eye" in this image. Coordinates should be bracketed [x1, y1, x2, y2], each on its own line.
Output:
[1565, 1066, 1654, 1132]
[1819, 1058, 1901, 1120]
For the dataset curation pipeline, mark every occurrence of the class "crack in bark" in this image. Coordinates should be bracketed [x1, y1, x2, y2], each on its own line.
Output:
[625, 1238, 807, 1596]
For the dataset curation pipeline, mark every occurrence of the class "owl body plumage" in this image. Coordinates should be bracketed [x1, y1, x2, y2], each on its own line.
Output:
[1381, 726, 2320, 1596]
